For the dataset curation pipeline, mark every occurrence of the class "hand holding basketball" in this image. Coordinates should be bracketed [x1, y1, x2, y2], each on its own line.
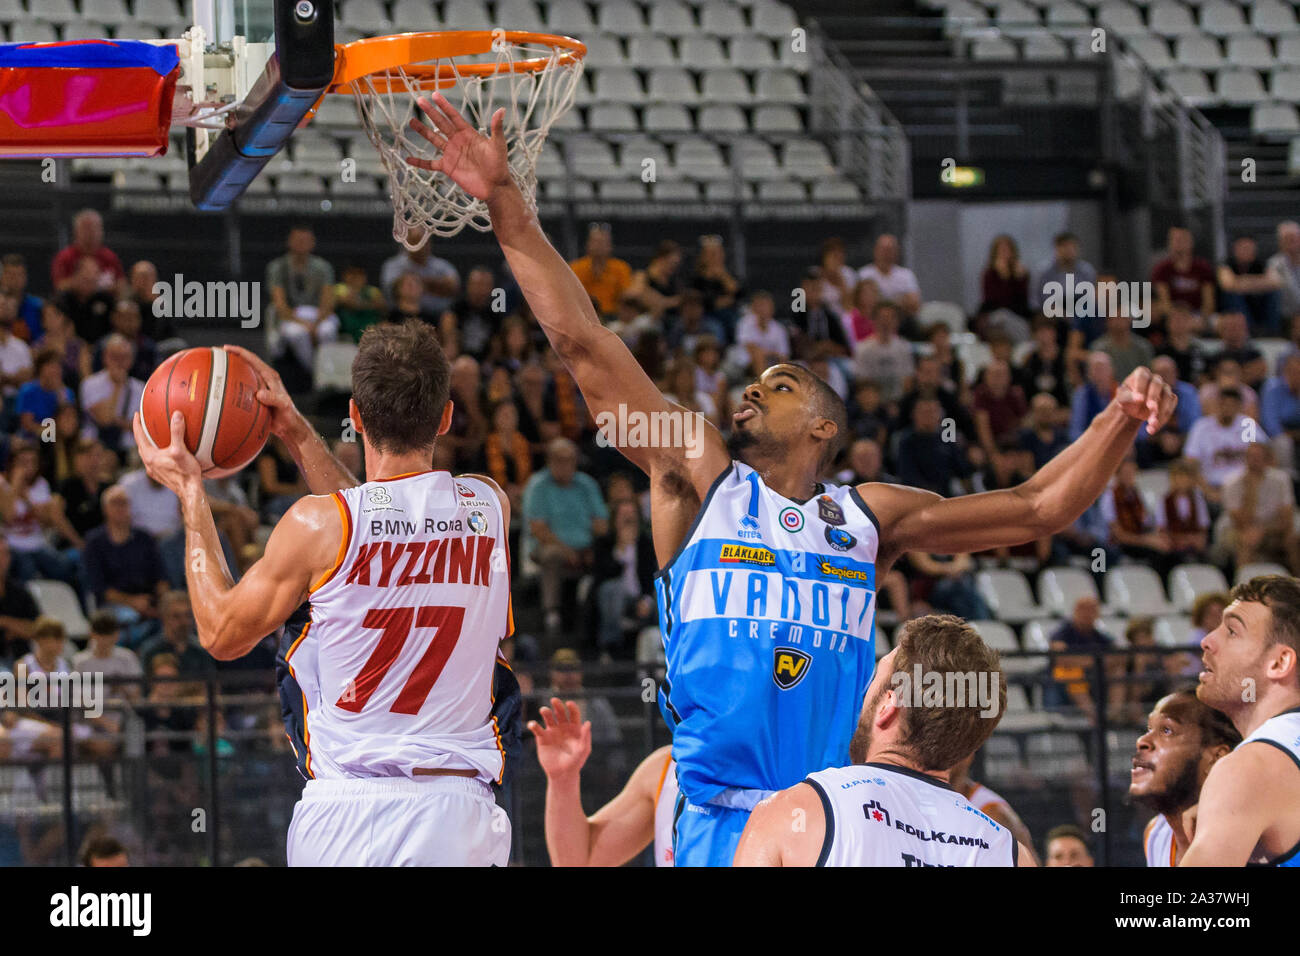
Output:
[133, 409, 203, 495]
[1115, 365, 1178, 435]
[406, 93, 510, 201]
[221, 345, 308, 444]
[527, 697, 592, 780]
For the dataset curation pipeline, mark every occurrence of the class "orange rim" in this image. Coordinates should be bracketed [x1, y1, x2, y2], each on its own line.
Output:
[328, 30, 586, 95]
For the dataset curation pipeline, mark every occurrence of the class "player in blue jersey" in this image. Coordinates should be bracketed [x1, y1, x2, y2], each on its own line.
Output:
[409, 94, 1179, 866]
[1182, 576, 1300, 866]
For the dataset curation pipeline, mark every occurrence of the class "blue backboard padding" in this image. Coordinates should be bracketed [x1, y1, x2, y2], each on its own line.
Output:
[0, 40, 179, 76]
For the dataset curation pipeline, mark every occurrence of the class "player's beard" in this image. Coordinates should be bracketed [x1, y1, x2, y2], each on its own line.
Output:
[849, 681, 887, 764]
[1143, 756, 1201, 818]
[726, 423, 784, 465]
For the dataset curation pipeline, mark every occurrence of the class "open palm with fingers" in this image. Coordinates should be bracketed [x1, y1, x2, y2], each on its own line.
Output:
[406, 93, 511, 201]
[527, 697, 592, 779]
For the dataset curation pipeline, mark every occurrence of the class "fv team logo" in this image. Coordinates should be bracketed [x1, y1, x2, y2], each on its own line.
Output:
[779, 507, 804, 533]
[773, 647, 811, 689]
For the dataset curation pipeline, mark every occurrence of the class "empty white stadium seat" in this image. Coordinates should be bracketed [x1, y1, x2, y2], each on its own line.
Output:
[314, 342, 359, 391]
[1235, 561, 1289, 584]
[545, 0, 597, 33]
[627, 34, 677, 69]
[276, 172, 325, 195]
[755, 69, 805, 103]
[756, 179, 806, 201]
[1147, 0, 1200, 36]
[917, 300, 967, 333]
[1174, 34, 1223, 69]
[971, 620, 1043, 675]
[730, 33, 779, 69]
[1097, 0, 1144, 31]
[1252, 102, 1300, 137]
[971, 36, 1018, 59]
[976, 569, 1048, 624]
[495, 0, 546, 30]
[1045, 0, 1090, 25]
[1225, 34, 1276, 68]
[648, 0, 697, 36]
[1273, 69, 1300, 101]
[1199, 0, 1252, 35]
[565, 135, 619, 177]
[1154, 614, 1193, 647]
[81, 0, 131, 25]
[1105, 565, 1178, 616]
[780, 139, 834, 176]
[1168, 564, 1231, 611]
[1037, 566, 1102, 617]
[28, 580, 90, 640]
[580, 33, 626, 68]
[701, 68, 752, 104]
[1251, 0, 1299, 35]
[751, 0, 799, 37]
[704, 179, 753, 201]
[1022, 619, 1057, 652]
[342, 0, 393, 33]
[1126, 35, 1175, 70]
[596, 0, 645, 33]
[644, 103, 694, 131]
[753, 104, 803, 132]
[63, 20, 110, 40]
[675, 138, 729, 178]
[1023, 34, 1069, 59]
[701, 1, 749, 35]
[679, 35, 728, 68]
[442, 0, 491, 26]
[1164, 68, 1213, 104]
[1001, 692, 1051, 733]
[592, 67, 644, 103]
[1098, 616, 1130, 646]
[811, 178, 861, 202]
[652, 180, 700, 201]
[598, 180, 647, 201]
[32, 0, 77, 22]
[698, 104, 748, 132]
[994, 0, 1040, 23]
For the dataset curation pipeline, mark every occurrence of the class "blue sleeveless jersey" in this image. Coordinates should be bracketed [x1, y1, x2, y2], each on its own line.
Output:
[1241, 706, 1300, 867]
[655, 461, 880, 807]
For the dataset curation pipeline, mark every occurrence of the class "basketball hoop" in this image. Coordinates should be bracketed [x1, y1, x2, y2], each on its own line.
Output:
[328, 30, 585, 248]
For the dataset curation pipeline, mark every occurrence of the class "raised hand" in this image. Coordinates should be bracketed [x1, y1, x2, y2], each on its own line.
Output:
[527, 697, 592, 780]
[406, 92, 511, 201]
[1116, 366, 1178, 435]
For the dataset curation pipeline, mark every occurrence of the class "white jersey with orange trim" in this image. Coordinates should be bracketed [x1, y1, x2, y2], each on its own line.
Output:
[963, 780, 1013, 819]
[1145, 814, 1176, 867]
[805, 763, 1018, 867]
[653, 754, 678, 867]
[285, 471, 512, 783]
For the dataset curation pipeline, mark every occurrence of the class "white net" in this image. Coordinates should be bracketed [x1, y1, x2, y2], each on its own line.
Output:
[348, 35, 584, 249]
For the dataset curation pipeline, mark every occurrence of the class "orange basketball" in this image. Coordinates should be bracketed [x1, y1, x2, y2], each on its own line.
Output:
[139, 347, 272, 478]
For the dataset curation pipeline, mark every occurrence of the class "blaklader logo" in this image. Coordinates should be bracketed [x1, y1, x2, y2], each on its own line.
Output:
[49, 886, 151, 936]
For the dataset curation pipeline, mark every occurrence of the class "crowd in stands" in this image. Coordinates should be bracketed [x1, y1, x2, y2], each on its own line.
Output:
[1, 204, 1298, 862]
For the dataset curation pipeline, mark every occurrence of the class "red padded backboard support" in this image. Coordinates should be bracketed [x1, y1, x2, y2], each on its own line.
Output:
[0, 41, 180, 157]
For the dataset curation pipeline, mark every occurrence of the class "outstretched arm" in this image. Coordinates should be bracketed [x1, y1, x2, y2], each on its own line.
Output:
[866, 366, 1177, 567]
[406, 95, 728, 490]
[132, 411, 340, 660]
[528, 698, 664, 866]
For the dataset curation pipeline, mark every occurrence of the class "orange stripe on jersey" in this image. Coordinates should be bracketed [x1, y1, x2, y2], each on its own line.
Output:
[370, 470, 434, 482]
[286, 622, 314, 778]
[654, 751, 672, 803]
[308, 492, 352, 594]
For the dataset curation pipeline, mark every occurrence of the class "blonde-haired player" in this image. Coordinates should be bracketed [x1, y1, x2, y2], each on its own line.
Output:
[529, 697, 676, 866]
[133, 323, 515, 866]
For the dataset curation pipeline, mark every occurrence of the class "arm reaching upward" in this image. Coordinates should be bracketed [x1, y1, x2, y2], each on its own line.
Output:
[406, 95, 728, 491]
[866, 366, 1177, 567]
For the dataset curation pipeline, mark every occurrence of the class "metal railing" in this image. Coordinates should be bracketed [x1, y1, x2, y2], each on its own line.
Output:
[0, 644, 1207, 867]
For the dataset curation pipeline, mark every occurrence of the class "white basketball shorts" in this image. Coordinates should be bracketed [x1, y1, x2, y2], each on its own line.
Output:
[287, 775, 511, 866]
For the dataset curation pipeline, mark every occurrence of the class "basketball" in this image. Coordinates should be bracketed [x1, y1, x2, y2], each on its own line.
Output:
[139, 346, 271, 478]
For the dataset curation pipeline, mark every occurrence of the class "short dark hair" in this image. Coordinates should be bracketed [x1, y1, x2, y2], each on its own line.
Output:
[352, 321, 451, 455]
[1162, 687, 1242, 751]
[890, 614, 1008, 771]
[1045, 824, 1091, 853]
[1053, 232, 1078, 246]
[1, 253, 25, 269]
[794, 365, 848, 476]
[89, 610, 119, 636]
[1229, 575, 1300, 682]
[1219, 386, 1243, 402]
[78, 833, 127, 866]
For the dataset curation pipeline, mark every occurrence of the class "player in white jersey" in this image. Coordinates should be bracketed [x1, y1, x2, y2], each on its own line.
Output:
[1183, 576, 1300, 866]
[529, 696, 676, 866]
[1128, 688, 1239, 866]
[132, 323, 515, 866]
[409, 92, 1178, 866]
[948, 751, 1038, 864]
[734, 615, 1036, 866]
